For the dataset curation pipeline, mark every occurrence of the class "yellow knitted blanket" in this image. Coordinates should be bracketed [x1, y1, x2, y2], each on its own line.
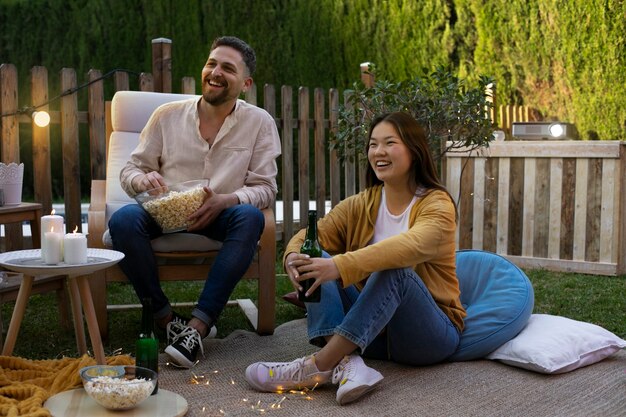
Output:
[0, 354, 134, 417]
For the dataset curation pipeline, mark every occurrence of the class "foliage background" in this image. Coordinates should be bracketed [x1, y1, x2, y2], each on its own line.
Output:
[1, 0, 625, 142]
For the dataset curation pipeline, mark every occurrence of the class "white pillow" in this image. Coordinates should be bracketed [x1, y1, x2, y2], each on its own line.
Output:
[486, 314, 626, 374]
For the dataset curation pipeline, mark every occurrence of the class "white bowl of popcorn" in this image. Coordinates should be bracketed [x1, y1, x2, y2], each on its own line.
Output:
[135, 179, 209, 233]
[80, 365, 157, 410]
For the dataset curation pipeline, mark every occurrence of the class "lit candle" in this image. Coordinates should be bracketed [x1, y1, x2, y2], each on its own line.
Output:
[64, 226, 88, 264]
[41, 209, 64, 261]
[43, 226, 63, 265]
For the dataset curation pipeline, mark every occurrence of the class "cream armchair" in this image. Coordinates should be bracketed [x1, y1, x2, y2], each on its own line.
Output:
[87, 91, 276, 339]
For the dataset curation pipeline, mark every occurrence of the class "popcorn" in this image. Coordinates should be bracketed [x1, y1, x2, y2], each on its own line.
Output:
[83, 375, 154, 410]
[141, 186, 206, 232]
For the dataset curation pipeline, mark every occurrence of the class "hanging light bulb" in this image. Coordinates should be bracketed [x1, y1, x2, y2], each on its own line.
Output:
[28, 109, 50, 127]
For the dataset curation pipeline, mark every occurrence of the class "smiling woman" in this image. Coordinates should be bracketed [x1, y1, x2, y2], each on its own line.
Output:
[245, 112, 463, 406]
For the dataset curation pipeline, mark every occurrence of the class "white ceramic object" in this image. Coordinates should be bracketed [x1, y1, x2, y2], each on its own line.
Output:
[0, 163, 24, 206]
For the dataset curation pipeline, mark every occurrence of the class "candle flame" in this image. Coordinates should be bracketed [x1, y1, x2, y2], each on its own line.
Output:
[50, 209, 56, 215]
[73, 225, 78, 233]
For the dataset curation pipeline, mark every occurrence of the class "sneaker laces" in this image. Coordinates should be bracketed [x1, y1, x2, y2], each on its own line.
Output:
[174, 326, 205, 358]
[166, 321, 187, 343]
[331, 355, 353, 385]
[266, 356, 310, 383]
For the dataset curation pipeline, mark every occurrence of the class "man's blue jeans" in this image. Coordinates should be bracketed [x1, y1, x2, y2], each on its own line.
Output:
[305, 265, 460, 365]
[109, 203, 264, 327]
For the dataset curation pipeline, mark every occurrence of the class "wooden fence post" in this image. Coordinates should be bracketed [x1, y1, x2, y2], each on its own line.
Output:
[298, 87, 309, 226]
[152, 38, 172, 93]
[360, 62, 374, 88]
[87, 69, 106, 182]
[281, 85, 294, 241]
[31, 66, 53, 214]
[60, 68, 82, 233]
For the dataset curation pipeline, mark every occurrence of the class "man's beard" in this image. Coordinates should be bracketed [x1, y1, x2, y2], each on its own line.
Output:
[202, 77, 233, 106]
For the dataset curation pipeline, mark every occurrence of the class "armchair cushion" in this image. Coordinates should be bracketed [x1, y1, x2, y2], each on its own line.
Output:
[102, 228, 223, 252]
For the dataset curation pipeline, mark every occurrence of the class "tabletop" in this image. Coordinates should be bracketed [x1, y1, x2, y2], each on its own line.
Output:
[44, 388, 188, 417]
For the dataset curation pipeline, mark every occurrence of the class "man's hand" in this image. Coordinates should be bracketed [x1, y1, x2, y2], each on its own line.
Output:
[187, 186, 237, 231]
[133, 171, 166, 193]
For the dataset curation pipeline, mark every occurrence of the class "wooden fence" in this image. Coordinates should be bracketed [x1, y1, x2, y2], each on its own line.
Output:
[447, 141, 626, 275]
[1, 38, 624, 275]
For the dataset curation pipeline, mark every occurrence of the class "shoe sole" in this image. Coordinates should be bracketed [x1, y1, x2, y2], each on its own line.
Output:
[164, 345, 195, 368]
[337, 375, 383, 405]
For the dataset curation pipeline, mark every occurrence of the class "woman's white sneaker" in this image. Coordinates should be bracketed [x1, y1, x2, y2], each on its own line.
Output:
[332, 354, 383, 405]
[245, 355, 332, 392]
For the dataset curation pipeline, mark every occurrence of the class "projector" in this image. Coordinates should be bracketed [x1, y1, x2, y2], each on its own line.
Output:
[511, 122, 578, 140]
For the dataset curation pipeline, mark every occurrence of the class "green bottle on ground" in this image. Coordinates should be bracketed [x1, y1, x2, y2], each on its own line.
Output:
[136, 298, 159, 395]
[298, 210, 322, 303]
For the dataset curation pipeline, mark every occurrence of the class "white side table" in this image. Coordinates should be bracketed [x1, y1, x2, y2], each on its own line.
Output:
[0, 248, 124, 364]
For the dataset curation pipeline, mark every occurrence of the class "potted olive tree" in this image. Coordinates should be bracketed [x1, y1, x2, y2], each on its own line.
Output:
[332, 67, 495, 176]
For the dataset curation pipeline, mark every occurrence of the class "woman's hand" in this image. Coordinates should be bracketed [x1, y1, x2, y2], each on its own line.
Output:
[284, 253, 340, 295]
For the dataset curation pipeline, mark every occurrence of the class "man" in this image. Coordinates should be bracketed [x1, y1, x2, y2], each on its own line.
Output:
[109, 36, 281, 368]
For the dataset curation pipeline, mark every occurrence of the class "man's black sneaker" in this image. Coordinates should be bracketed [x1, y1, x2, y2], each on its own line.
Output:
[164, 325, 203, 368]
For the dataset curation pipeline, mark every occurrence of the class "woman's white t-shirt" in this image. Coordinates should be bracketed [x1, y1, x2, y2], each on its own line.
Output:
[370, 187, 419, 244]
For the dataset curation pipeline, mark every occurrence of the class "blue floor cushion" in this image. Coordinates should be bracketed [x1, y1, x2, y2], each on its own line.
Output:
[448, 250, 534, 361]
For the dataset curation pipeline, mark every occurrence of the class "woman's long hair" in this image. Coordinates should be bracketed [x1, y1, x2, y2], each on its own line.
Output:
[364, 112, 457, 217]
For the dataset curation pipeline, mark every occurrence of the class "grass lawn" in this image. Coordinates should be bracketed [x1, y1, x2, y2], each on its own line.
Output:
[1, 267, 624, 360]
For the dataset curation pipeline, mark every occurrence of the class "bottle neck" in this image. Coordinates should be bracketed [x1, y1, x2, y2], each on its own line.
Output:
[305, 211, 317, 239]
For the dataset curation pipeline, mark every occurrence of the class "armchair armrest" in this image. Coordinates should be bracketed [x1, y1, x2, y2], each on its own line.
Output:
[88, 180, 107, 248]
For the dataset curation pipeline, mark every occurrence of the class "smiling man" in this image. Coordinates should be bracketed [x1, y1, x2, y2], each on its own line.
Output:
[109, 36, 281, 368]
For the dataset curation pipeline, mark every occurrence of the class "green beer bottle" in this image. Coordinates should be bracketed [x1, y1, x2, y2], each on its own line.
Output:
[136, 298, 159, 395]
[298, 210, 322, 302]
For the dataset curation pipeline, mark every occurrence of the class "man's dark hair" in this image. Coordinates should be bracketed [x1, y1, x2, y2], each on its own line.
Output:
[211, 36, 256, 75]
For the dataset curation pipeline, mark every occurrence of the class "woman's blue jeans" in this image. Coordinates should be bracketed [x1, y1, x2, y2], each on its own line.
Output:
[305, 263, 460, 365]
[109, 203, 264, 327]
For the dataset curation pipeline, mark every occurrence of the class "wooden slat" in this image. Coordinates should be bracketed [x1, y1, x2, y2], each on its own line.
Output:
[87, 69, 106, 181]
[181, 76, 195, 95]
[496, 158, 510, 254]
[31, 66, 53, 215]
[343, 91, 356, 197]
[472, 157, 485, 249]
[245, 82, 257, 106]
[281, 85, 294, 243]
[505, 255, 617, 276]
[548, 158, 563, 259]
[600, 159, 617, 263]
[298, 87, 310, 225]
[586, 159, 602, 262]
[449, 141, 622, 158]
[60, 68, 82, 233]
[508, 158, 524, 256]
[534, 158, 550, 259]
[560, 158, 576, 260]
[314, 88, 326, 216]
[521, 158, 536, 256]
[328, 89, 341, 207]
[458, 158, 474, 249]
[0, 64, 19, 162]
[263, 84, 277, 218]
[446, 157, 462, 249]
[139, 73, 154, 92]
[483, 158, 498, 252]
[573, 159, 589, 260]
[114, 71, 129, 92]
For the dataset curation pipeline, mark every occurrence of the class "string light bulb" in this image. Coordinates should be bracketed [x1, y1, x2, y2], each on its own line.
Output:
[31, 110, 50, 127]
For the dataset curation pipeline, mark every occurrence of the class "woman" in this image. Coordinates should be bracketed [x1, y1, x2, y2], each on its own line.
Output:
[245, 112, 466, 405]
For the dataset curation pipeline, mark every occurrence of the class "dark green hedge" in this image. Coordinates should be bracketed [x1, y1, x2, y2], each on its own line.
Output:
[1, 0, 624, 140]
